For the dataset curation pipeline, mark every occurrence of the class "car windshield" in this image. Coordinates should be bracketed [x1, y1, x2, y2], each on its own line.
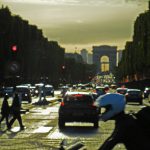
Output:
[16, 88, 29, 92]
[128, 91, 141, 94]
[64, 94, 93, 104]
[5, 87, 13, 90]
[117, 89, 127, 94]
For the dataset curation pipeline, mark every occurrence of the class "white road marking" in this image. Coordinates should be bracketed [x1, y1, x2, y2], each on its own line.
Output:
[33, 126, 53, 133]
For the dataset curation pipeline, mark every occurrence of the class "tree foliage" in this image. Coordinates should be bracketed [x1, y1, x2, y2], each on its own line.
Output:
[116, 7, 150, 82]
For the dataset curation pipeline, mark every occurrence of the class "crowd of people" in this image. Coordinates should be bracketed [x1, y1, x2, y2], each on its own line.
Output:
[0, 87, 25, 131]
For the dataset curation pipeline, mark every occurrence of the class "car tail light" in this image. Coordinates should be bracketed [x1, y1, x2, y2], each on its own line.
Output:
[61, 102, 64, 106]
[91, 102, 96, 108]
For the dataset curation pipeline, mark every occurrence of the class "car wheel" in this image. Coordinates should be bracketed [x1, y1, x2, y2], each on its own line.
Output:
[28, 100, 31, 103]
[58, 118, 65, 129]
[94, 120, 99, 128]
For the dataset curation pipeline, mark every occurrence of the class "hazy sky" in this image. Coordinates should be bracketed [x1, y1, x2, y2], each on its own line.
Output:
[1, 0, 149, 52]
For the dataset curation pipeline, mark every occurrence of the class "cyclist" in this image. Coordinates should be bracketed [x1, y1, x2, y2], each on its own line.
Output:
[96, 93, 150, 150]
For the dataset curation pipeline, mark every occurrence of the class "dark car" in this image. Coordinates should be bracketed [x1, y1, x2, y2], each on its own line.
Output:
[34, 83, 54, 97]
[29, 86, 35, 96]
[44, 85, 54, 97]
[116, 88, 128, 95]
[58, 91, 99, 129]
[125, 89, 143, 105]
[0, 87, 4, 97]
[3, 87, 14, 97]
[59, 86, 69, 97]
[144, 87, 150, 99]
[95, 86, 105, 96]
[16, 86, 32, 103]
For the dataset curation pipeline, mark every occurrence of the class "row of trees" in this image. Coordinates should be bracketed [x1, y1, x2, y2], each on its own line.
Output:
[0, 6, 65, 86]
[63, 57, 96, 84]
[115, 2, 150, 83]
[0, 6, 96, 86]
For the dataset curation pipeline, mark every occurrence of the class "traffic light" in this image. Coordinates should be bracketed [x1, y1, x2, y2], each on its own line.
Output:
[11, 45, 17, 52]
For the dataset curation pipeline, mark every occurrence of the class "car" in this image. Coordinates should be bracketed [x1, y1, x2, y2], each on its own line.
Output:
[110, 84, 117, 89]
[125, 89, 143, 105]
[0, 87, 4, 97]
[144, 87, 150, 99]
[3, 86, 14, 97]
[29, 86, 35, 96]
[59, 86, 69, 97]
[34, 83, 54, 97]
[95, 86, 105, 96]
[44, 84, 54, 97]
[58, 91, 99, 129]
[116, 88, 128, 95]
[16, 86, 32, 103]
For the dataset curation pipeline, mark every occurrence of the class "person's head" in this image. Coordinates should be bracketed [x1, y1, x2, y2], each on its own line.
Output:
[99, 93, 126, 121]
[4, 93, 9, 100]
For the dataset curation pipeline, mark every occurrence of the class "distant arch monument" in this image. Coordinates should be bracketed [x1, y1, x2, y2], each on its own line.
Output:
[93, 45, 117, 74]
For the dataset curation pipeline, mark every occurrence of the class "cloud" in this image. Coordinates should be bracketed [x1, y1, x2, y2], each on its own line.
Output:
[2, 0, 80, 5]
[1, 0, 149, 52]
[43, 15, 133, 45]
[3, 0, 149, 6]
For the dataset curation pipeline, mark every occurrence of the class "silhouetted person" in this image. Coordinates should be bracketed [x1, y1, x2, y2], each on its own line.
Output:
[95, 93, 150, 150]
[8, 93, 25, 130]
[0, 94, 10, 128]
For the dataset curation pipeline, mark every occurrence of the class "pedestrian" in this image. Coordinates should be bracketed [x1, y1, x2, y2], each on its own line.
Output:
[96, 93, 150, 150]
[8, 93, 25, 130]
[0, 94, 10, 129]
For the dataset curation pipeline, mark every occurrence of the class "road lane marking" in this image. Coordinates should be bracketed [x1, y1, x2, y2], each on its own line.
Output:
[33, 126, 53, 133]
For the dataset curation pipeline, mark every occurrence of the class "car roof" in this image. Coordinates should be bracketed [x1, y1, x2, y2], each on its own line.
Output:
[35, 83, 44, 86]
[16, 85, 29, 89]
[65, 91, 92, 96]
[45, 85, 53, 87]
[96, 86, 104, 89]
[4, 87, 13, 89]
[127, 89, 141, 92]
[117, 88, 128, 90]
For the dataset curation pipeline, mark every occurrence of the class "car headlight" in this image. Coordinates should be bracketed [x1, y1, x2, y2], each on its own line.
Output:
[35, 90, 38, 93]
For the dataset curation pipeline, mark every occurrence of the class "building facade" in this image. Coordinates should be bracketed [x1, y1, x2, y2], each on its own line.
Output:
[93, 45, 117, 74]
[80, 49, 88, 64]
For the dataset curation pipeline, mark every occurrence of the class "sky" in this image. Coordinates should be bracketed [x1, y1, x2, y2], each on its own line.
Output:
[0, 0, 149, 53]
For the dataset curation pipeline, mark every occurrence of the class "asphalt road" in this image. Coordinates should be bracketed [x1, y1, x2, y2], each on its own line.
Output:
[0, 93, 149, 150]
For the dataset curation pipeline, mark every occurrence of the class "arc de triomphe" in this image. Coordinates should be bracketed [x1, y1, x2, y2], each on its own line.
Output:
[93, 45, 117, 74]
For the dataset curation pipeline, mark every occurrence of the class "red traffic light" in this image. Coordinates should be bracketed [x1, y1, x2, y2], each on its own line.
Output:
[11, 45, 17, 52]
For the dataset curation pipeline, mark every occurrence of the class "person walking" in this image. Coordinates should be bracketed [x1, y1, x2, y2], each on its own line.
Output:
[8, 93, 25, 130]
[0, 94, 10, 129]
